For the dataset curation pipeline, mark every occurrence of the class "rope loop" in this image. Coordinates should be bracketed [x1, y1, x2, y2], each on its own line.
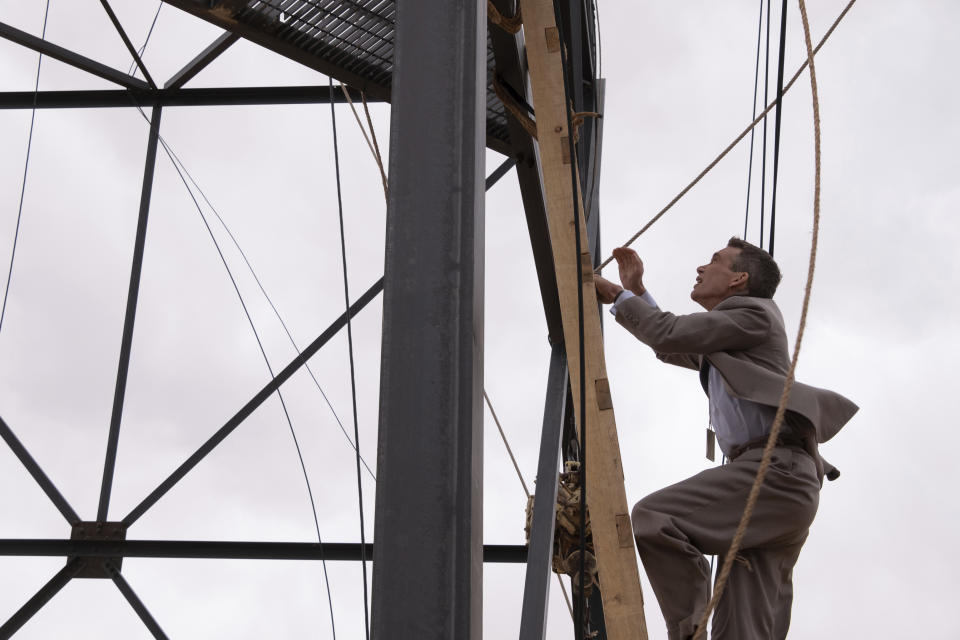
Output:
[487, 0, 523, 34]
[494, 74, 538, 139]
[571, 106, 602, 143]
[691, 0, 826, 635]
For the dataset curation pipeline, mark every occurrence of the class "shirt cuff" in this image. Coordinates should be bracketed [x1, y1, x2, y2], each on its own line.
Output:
[609, 289, 657, 316]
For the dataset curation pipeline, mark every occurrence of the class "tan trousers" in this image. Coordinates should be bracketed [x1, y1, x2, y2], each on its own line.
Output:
[632, 447, 820, 640]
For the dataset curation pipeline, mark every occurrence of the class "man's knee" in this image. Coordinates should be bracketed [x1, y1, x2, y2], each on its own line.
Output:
[631, 499, 660, 546]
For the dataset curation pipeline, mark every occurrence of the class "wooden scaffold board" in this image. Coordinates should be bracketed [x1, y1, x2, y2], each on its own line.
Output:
[514, 0, 649, 637]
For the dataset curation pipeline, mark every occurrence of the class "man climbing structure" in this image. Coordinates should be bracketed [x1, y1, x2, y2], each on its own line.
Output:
[593, 238, 857, 640]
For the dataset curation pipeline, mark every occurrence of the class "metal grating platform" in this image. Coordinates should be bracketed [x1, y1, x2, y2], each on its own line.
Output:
[163, 0, 514, 154]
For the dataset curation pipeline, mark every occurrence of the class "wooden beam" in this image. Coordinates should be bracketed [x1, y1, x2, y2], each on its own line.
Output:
[514, 1, 649, 638]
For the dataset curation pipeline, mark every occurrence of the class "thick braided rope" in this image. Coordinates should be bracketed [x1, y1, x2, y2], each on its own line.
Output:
[337, 83, 389, 200]
[596, 0, 854, 273]
[493, 74, 539, 140]
[487, 0, 523, 34]
[692, 0, 823, 636]
[360, 90, 388, 198]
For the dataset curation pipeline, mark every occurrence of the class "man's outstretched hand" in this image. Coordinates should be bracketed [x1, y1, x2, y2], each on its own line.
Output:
[613, 247, 646, 296]
[594, 247, 647, 304]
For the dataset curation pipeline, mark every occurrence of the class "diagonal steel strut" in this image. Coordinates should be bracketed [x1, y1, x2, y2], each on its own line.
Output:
[122, 276, 384, 526]
[0, 415, 80, 525]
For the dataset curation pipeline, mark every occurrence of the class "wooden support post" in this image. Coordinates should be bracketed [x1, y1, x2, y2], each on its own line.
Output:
[515, 1, 649, 638]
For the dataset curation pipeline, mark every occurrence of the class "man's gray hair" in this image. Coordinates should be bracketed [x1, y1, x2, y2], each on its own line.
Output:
[727, 237, 782, 298]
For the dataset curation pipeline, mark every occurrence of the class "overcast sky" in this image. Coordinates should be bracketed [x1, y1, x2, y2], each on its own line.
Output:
[1, 1, 958, 638]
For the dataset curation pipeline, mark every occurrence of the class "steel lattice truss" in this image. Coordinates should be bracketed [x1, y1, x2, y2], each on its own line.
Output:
[0, 0, 602, 637]
[161, 0, 512, 153]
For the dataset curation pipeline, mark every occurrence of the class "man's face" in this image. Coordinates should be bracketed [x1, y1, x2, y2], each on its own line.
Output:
[691, 246, 746, 310]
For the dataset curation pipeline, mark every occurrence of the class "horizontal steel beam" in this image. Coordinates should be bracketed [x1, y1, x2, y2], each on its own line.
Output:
[0, 539, 528, 563]
[0, 86, 384, 109]
[0, 86, 511, 154]
[0, 21, 150, 91]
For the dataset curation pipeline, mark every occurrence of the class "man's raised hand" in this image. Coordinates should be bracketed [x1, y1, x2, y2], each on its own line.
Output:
[613, 247, 646, 296]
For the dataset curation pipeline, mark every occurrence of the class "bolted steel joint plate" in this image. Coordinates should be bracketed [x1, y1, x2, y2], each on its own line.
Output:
[69, 521, 127, 578]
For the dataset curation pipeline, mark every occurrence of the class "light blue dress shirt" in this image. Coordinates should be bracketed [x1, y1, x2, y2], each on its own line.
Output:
[611, 289, 775, 456]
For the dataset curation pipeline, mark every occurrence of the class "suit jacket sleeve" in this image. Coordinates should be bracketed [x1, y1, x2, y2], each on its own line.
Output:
[655, 352, 701, 370]
[614, 295, 771, 354]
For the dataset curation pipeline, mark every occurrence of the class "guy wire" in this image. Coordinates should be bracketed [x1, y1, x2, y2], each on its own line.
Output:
[329, 75, 372, 640]
[743, 0, 765, 240]
[0, 0, 51, 338]
[768, 0, 790, 256]
[760, 0, 772, 248]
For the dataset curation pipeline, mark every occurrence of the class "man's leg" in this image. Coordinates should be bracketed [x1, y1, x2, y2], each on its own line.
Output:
[772, 566, 797, 639]
[631, 447, 819, 640]
[709, 540, 804, 639]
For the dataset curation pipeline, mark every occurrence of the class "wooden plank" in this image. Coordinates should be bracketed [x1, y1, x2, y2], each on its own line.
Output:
[514, 1, 649, 638]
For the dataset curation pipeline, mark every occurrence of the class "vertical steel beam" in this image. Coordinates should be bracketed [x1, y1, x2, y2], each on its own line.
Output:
[371, 0, 486, 638]
[98, 105, 162, 522]
[519, 345, 568, 640]
[584, 81, 606, 265]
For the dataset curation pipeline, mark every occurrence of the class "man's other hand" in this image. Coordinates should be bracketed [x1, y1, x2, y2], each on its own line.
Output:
[594, 273, 623, 304]
[613, 247, 646, 295]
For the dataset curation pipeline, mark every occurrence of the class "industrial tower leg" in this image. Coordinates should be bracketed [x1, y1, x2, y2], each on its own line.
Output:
[371, 0, 487, 639]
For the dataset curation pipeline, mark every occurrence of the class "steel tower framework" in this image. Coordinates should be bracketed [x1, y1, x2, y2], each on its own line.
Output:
[0, 1, 606, 637]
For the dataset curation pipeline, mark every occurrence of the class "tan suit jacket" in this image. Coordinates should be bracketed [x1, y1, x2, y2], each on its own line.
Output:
[615, 294, 857, 477]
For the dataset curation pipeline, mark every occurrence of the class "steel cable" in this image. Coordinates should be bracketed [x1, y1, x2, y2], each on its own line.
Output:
[767, 0, 790, 257]
[126, 3, 162, 77]
[156, 140, 376, 481]
[130, 104, 339, 638]
[743, 0, 766, 240]
[328, 76, 371, 640]
[596, 0, 856, 273]
[760, 0, 772, 249]
[0, 0, 51, 338]
[120, 17, 375, 480]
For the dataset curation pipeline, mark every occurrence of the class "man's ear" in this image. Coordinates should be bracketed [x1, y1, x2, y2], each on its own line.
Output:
[730, 271, 749, 292]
